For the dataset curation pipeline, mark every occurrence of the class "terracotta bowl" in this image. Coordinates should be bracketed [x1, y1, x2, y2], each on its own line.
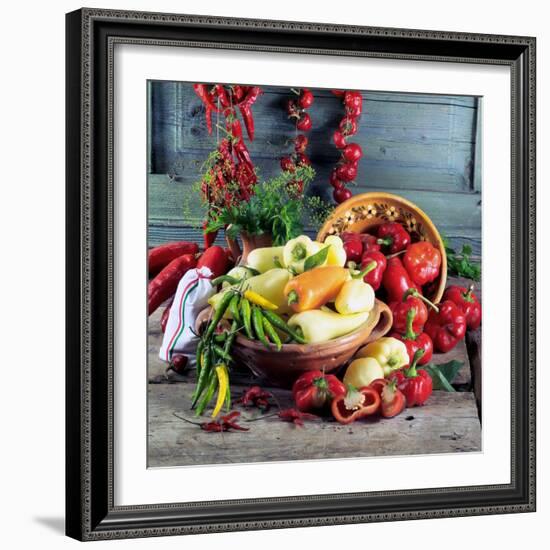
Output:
[196, 300, 393, 388]
[317, 192, 447, 303]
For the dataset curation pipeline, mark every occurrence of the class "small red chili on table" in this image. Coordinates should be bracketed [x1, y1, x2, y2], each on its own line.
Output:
[173, 411, 249, 432]
[236, 385, 275, 412]
[277, 408, 319, 427]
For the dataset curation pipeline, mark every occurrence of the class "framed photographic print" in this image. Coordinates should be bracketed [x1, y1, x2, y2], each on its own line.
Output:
[66, 8, 536, 541]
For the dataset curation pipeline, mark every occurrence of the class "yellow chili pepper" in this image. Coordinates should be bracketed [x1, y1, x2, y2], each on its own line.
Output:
[211, 364, 229, 418]
[243, 289, 278, 310]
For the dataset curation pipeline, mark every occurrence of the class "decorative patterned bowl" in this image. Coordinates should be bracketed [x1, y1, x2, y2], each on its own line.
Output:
[195, 300, 393, 389]
[317, 192, 447, 303]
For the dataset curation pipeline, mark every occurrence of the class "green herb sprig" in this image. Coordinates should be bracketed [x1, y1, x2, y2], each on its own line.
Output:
[442, 236, 481, 281]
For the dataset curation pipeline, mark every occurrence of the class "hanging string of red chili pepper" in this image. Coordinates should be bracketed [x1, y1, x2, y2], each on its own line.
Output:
[280, 88, 314, 197]
[329, 90, 364, 204]
[193, 84, 262, 248]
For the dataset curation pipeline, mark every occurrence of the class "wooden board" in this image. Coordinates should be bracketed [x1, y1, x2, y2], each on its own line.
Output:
[148, 384, 480, 467]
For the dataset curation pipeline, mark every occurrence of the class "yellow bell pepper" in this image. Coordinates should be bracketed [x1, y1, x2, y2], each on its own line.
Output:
[335, 279, 375, 315]
[287, 309, 370, 344]
[321, 235, 347, 267]
[245, 246, 285, 274]
[282, 235, 320, 274]
[209, 268, 292, 315]
[357, 337, 409, 376]
[343, 357, 385, 388]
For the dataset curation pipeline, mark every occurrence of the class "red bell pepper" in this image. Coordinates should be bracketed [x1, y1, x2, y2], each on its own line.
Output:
[331, 386, 381, 425]
[382, 257, 421, 302]
[292, 370, 346, 413]
[389, 349, 433, 407]
[343, 239, 363, 264]
[359, 233, 382, 254]
[360, 250, 387, 291]
[148, 254, 197, 315]
[443, 284, 482, 330]
[424, 300, 467, 353]
[197, 245, 230, 280]
[390, 308, 434, 365]
[377, 222, 411, 254]
[403, 241, 442, 286]
[389, 287, 439, 333]
[148, 241, 199, 276]
[369, 379, 406, 418]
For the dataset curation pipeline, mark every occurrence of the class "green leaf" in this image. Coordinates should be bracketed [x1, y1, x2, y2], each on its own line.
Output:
[423, 360, 463, 391]
[304, 246, 330, 271]
[461, 244, 473, 256]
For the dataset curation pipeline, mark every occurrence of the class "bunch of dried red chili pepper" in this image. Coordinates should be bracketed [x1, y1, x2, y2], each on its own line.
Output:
[329, 90, 364, 204]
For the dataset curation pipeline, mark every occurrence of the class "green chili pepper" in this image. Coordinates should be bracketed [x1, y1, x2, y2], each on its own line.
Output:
[211, 274, 240, 287]
[240, 298, 254, 339]
[195, 368, 218, 416]
[195, 339, 205, 378]
[191, 344, 212, 407]
[213, 344, 233, 363]
[224, 319, 239, 353]
[229, 294, 242, 324]
[252, 306, 270, 348]
[213, 333, 227, 344]
[261, 309, 306, 344]
[262, 313, 282, 351]
[204, 290, 235, 341]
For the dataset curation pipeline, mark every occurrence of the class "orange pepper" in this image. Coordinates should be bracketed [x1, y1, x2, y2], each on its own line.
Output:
[284, 266, 350, 313]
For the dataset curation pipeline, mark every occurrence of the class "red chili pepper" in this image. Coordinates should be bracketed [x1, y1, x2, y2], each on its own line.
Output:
[148, 254, 197, 315]
[292, 370, 346, 413]
[233, 138, 254, 168]
[278, 408, 318, 427]
[148, 241, 199, 276]
[424, 300, 467, 352]
[202, 220, 218, 250]
[166, 354, 188, 375]
[390, 308, 434, 365]
[333, 186, 352, 204]
[377, 222, 411, 254]
[360, 250, 387, 291]
[331, 387, 381, 425]
[237, 386, 274, 412]
[201, 411, 249, 432]
[193, 84, 220, 134]
[403, 241, 442, 286]
[298, 88, 314, 109]
[443, 284, 482, 331]
[296, 112, 312, 131]
[214, 84, 231, 108]
[197, 245, 229, 280]
[382, 257, 420, 302]
[333, 130, 347, 149]
[389, 287, 437, 333]
[160, 297, 174, 333]
[369, 379, 406, 418]
[389, 349, 433, 407]
[335, 161, 358, 182]
[342, 143, 363, 162]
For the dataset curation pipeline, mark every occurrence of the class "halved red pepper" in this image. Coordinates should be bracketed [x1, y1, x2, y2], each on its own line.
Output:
[369, 379, 406, 418]
[389, 349, 433, 407]
[390, 308, 434, 365]
[443, 284, 482, 330]
[292, 370, 346, 413]
[331, 387, 381, 425]
[424, 300, 467, 352]
[403, 241, 442, 286]
[377, 222, 411, 254]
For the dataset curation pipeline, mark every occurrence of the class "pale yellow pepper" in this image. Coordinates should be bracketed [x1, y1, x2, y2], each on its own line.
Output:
[287, 309, 370, 344]
[321, 235, 347, 267]
[245, 246, 285, 274]
[282, 235, 320, 274]
[335, 279, 375, 315]
[343, 357, 385, 388]
[357, 337, 409, 376]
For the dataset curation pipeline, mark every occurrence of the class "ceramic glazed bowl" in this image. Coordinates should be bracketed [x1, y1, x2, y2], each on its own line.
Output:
[196, 300, 393, 389]
[317, 192, 447, 303]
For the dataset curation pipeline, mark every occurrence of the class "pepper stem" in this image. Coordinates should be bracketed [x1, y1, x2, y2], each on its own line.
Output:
[352, 260, 377, 280]
[377, 237, 393, 247]
[404, 288, 439, 313]
[403, 308, 417, 340]
[287, 290, 299, 305]
[463, 284, 476, 303]
[406, 349, 424, 378]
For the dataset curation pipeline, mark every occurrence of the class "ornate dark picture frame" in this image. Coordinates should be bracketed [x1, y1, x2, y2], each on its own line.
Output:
[66, 8, 536, 541]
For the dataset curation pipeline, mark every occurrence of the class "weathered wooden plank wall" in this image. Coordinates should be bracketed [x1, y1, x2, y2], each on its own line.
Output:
[148, 81, 481, 253]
